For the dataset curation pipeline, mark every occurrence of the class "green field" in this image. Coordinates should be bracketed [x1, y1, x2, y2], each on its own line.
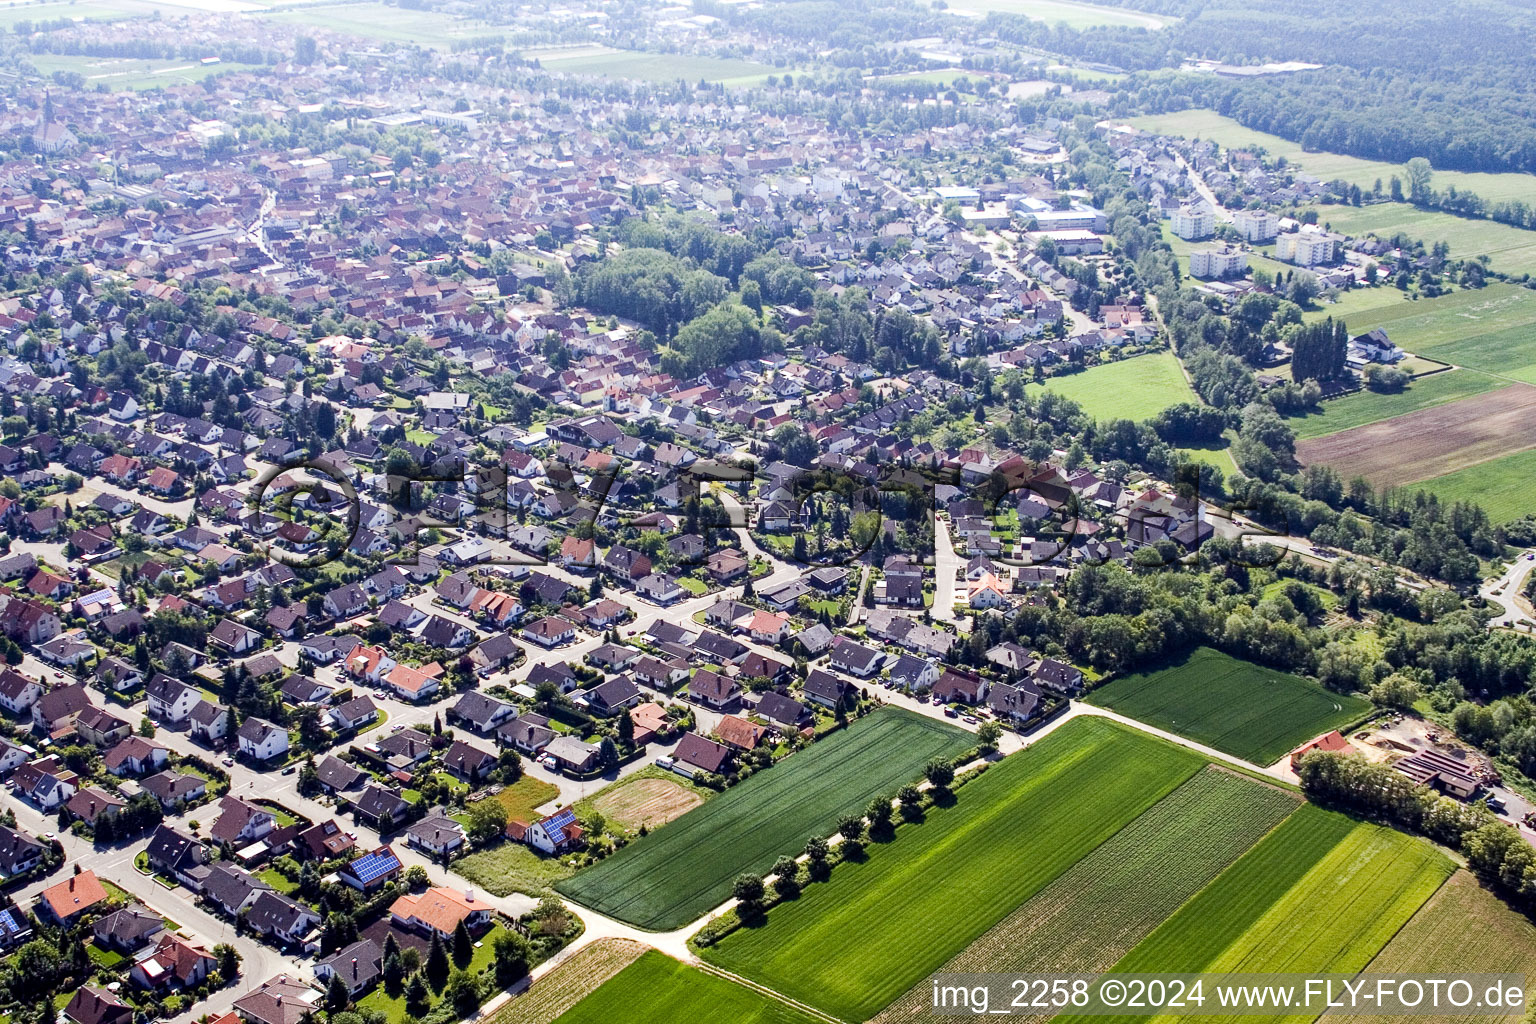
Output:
[1062, 805, 1451, 1024]
[873, 767, 1299, 1024]
[1307, 203, 1536, 277]
[555, 707, 970, 930]
[1174, 441, 1239, 478]
[27, 53, 261, 90]
[264, 2, 503, 46]
[701, 718, 1205, 1022]
[1085, 647, 1371, 765]
[1026, 350, 1196, 421]
[1323, 870, 1536, 1024]
[0, 0, 163, 29]
[1341, 283, 1536, 347]
[550, 952, 820, 1024]
[944, 0, 1175, 30]
[1301, 283, 1434, 324]
[534, 48, 776, 87]
[1407, 447, 1536, 522]
[1287, 369, 1502, 439]
[1129, 109, 1536, 209]
[1334, 282, 1536, 383]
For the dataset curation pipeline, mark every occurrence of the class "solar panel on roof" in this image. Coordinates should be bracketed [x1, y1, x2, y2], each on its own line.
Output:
[348, 849, 401, 884]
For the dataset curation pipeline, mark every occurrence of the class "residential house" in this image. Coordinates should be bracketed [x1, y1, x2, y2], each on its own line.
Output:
[353, 785, 410, 830]
[543, 735, 599, 773]
[232, 975, 321, 1024]
[440, 740, 497, 783]
[32, 683, 94, 736]
[449, 692, 516, 734]
[143, 825, 208, 886]
[507, 806, 583, 855]
[75, 707, 132, 747]
[210, 796, 276, 847]
[687, 669, 741, 709]
[0, 825, 44, 880]
[314, 938, 383, 996]
[141, 771, 208, 811]
[93, 906, 165, 953]
[38, 869, 109, 924]
[671, 733, 732, 778]
[62, 988, 133, 1024]
[828, 639, 882, 678]
[337, 846, 403, 893]
[388, 887, 491, 940]
[102, 737, 169, 777]
[130, 934, 217, 990]
[328, 696, 379, 732]
[405, 815, 466, 858]
[237, 718, 290, 762]
[245, 891, 321, 949]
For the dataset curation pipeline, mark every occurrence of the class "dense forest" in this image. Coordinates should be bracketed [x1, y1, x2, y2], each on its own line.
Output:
[730, 0, 1536, 177]
[1016, 0, 1536, 175]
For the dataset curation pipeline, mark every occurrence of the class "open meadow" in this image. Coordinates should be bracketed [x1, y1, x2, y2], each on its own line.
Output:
[263, 2, 503, 47]
[1341, 282, 1536, 349]
[701, 718, 1205, 1022]
[1405, 448, 1536, 523]
[943, 0, 1175, 30]
[1129, 109, 1536, 209]
[1301, 283, 1432, 324]
[1310, 203, 1536, 278]
[549, 951, 821, 1024]
[1295, 383, 1536, 488]
[1322, 870, 1536, 1024]
[26, 52, 260, 89]
[872, 766, 1299, 1024]
[555, 707, 970, 930]
[1084, 647, 1371, 765]
[1025, 350, 1196, 421]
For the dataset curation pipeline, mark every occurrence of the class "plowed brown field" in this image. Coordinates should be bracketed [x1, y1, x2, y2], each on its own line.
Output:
[1296, 382, 1536, 486]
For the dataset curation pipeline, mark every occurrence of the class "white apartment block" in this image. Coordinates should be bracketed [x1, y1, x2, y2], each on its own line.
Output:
[1190, 247, 1248, 278]
[1170, 204, 1215, 240]
[1276, 228, 1340, 266]
[1231, 208, 1279, 242]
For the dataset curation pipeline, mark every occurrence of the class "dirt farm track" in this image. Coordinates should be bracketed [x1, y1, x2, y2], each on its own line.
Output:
[1296, 382, 1536, 487]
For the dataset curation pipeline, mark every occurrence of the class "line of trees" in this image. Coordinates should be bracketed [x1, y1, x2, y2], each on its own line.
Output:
[1297, 751, 1535, 908]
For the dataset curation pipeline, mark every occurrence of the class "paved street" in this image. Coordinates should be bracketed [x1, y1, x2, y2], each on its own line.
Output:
[1479, 549, 1536, 629]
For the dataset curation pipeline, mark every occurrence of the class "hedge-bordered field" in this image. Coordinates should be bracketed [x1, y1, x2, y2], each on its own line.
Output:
[555, 707, 970, 930]
[700, 718, 1206, 1022]
[873, 766, 1300, 1024]
[1322, 870, 1536, 1024]
[1024, 350, 1197, 421]
[549, 951, 821, 1024]
[1085, 647, 1371, 765]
